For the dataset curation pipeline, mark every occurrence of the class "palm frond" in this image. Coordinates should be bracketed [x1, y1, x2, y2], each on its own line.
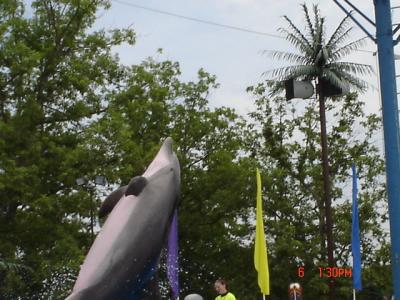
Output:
[326, 69, 369, 91]
[315, 16, 326, 47]
[326, 14, 352, 49]
[313, 4, 322, 43]
[329, 37, 368, 61]
[322, 69, 348, 91]
[266, 64, 319, 81]
[331, 61, 374, 76]
[266, 50, 309, 65]
[302, 3, 315, 39]
[327, 27, 353, 52]
[280, 15, 312, 51]
[279, 28, 314, 56]
[313, 4, 320, 30]
[318, 47, 330, 65]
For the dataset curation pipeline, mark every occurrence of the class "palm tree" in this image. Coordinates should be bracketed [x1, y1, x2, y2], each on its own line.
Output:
[269, 3, 372, 92]
[268, 3, 373, 300]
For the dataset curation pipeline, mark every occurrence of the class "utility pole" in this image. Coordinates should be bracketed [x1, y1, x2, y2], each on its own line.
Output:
[317, 78, 335, 300]
[375, 1, 400, 299]
[286, 77, 348, 299]
[333, 1, 400, 299]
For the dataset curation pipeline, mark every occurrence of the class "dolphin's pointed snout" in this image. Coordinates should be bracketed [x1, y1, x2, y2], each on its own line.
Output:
[143, 137, 177, 178]
[161, 137, 173, 155]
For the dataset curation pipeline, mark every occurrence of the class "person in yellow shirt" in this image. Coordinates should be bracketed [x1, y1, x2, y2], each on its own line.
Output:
[214, 278, 236, 300]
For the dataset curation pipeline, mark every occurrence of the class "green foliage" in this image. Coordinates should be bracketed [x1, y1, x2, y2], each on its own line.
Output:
[0, 0, 133, 298]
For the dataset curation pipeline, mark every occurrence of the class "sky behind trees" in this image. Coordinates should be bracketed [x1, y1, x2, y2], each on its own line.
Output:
[84, 0, 391, 116]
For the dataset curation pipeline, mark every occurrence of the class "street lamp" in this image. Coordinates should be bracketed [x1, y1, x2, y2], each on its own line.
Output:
[76, 175, 107, 243]
[285, 78, 349, 300]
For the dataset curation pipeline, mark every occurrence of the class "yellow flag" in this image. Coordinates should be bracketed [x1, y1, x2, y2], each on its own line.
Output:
[254, 168, 270, 295]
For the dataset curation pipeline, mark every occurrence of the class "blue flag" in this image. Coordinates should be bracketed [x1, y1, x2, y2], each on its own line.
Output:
[167, 209, 179, 299]
[352, 164, 362, 291]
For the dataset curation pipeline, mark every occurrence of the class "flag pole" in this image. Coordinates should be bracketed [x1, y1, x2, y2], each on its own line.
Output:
[353, 289, 356, 300]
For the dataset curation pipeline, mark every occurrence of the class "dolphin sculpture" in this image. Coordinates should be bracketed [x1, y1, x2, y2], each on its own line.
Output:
[66, 137, 180, 300]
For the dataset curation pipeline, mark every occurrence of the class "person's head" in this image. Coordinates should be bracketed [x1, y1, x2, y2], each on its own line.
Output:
[214, 278, 228, 295]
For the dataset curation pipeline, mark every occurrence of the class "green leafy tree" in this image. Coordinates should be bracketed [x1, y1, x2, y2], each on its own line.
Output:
[169, 78, 256, 300]
[0, 0, 134, 298]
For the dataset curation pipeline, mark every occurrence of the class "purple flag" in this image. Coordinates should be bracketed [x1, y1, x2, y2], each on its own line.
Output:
[167, 209, 179, 299]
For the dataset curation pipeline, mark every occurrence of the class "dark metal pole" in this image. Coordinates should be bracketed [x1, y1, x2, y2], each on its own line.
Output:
[318, 79, 335, 300]
[374, 1, 400, 298]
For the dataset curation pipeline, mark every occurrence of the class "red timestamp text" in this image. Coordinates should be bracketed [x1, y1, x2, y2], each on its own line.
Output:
[319, 267, 352, 278]
[296, 266, 352, 278]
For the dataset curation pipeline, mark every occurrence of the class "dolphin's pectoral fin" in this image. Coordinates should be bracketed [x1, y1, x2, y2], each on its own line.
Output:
[99, 185, 127, 218]
[125, 176, 148, 196]
[98, 176, 148, 218]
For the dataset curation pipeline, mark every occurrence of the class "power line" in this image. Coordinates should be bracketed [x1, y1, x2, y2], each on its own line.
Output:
[111, 0, 283, 39]
[111, 0, 375, 54]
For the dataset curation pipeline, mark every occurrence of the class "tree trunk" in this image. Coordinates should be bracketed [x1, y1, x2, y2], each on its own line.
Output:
[317, 78, 335, 300]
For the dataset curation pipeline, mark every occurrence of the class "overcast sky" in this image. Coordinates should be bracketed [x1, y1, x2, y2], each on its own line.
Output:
[88, 0, 399, 117]
[22, 0, 400, 116]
